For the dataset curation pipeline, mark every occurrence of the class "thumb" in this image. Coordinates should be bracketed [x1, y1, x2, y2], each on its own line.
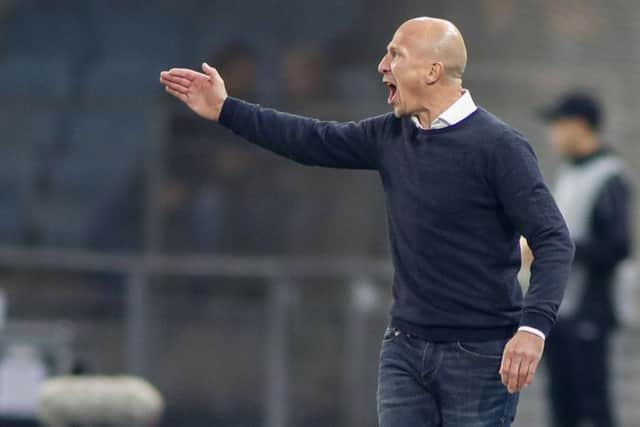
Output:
[202, 62, 220, 80]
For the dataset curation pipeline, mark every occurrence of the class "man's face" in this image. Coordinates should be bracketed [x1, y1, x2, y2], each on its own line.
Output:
[378, 29, 429, 117]
[547, 118, 593, 157]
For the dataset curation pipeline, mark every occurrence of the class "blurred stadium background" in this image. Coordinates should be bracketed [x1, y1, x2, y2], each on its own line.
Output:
[0, 0, 638, 426]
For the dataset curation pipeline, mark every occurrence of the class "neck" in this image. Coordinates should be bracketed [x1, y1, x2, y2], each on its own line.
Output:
[569, 142, 603, 162]
[572, 135, 601, 158]
[415, 85, 464, 129]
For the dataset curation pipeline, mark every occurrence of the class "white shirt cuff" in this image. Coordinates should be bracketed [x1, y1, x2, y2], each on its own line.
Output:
[518, 326, 546, 340]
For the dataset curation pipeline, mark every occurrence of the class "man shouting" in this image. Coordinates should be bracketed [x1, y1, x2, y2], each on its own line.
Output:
[160, 17, 574, 427]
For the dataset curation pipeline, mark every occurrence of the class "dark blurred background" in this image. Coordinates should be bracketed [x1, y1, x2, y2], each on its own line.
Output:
[0, 0, 638, 426]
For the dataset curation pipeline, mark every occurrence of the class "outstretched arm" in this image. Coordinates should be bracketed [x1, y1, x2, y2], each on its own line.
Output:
[160, 64, 383, 169]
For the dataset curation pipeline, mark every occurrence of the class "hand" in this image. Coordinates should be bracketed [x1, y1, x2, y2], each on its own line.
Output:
[159, 63, 228, 121]
[499, 330, 544, 393]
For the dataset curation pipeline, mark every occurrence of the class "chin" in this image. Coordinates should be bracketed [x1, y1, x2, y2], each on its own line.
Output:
[392, 105, 405, 118]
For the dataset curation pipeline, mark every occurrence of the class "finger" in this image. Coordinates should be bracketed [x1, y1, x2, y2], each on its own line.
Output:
[164, 82, 189, 94]
[160, 77, 191, 92]
[517, 357, 530, 391]
[165, 85, 187, 102]
[168, 68, 208, 81]
[524, 358, 539, 388]
[160, 73, 192, 88]
[499, 354, 506, 383]
[500, 356, 511, 387]
[498, 347, 511, 386]
[507, 357, 522, 393]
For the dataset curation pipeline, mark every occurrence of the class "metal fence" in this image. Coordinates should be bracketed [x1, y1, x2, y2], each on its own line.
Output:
[0, 245, 395, 427]
[1, 245, 640, 427]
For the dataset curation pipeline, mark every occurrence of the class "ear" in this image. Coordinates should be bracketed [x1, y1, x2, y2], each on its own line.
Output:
[425, 62, 445, 85]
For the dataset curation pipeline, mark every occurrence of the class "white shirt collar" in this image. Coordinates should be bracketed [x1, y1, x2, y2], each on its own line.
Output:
[411, 90, 477, 130]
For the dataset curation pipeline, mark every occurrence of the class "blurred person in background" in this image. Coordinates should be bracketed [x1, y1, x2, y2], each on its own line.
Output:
[210, 41, 257, 101]
[538, 92, 633, 427]
[92, 40, 285, 253]
[166, 40, 287, 254]
[0, 0, 12, 26]
[278, 43, 376, 256]
[281, 44, 333, 111]
[160, 17, 574, 426]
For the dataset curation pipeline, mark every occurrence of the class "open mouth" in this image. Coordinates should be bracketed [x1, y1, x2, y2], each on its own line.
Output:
[385, 82, 398, 105]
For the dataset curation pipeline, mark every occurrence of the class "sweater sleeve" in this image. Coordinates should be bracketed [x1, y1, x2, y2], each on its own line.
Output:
[491, 131, 575, 336]
[218, 97, 386, 170]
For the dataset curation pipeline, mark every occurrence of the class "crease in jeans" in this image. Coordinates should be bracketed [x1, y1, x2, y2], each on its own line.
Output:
[420, 341, 442, 387]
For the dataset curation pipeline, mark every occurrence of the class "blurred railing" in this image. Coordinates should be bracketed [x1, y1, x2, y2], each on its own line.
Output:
[0, 244, 393, 427]
[2, 244, 640, 426]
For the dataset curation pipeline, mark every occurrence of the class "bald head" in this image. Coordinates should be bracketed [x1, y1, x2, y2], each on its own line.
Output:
[396, 17, 467, 80]
[378, 17, 468, 119]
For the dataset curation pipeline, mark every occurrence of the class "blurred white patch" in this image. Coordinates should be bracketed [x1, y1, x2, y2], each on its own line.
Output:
[0, 344, 47, 417]
[38, 376, 164, 427]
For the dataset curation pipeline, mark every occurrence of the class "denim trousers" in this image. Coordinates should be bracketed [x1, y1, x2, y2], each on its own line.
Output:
[377, 327, 519, 426]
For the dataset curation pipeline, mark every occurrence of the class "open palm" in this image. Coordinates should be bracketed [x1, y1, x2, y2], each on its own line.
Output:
[159, 63, 228, 121]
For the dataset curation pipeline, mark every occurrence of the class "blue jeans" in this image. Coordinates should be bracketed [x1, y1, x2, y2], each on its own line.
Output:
[377, 327, 519, 426]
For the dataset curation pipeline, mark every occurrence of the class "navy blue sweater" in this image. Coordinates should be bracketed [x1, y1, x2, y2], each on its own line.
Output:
[219, 97, 574, 341]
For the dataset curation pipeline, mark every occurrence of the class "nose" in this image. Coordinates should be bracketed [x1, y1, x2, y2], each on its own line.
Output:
[378, 54, 390, 75]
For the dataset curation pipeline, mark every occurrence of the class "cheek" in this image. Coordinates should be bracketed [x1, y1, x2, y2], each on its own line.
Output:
[548, 128, 561, 144]
[398, 73, 423, 103]
[391, 58, 408, 76]
[550, 137, 571, 153]
[549, 129, 568, 149]
[393, 62, 418, 85]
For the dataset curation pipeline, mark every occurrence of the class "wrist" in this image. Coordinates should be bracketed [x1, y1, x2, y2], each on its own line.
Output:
[520, 310, 553, 337]
[517, 326, 546, 341]
[213, 95, 228, 121]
